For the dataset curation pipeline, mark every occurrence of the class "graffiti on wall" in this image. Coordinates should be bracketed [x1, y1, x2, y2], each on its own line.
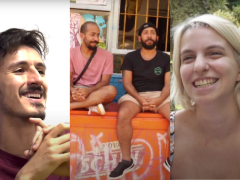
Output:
[70, 12, 108, 49]
[70, 130, 169, 180]
[70, 13, 83, 48]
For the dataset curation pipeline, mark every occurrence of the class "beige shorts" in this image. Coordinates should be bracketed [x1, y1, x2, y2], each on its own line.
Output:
[118, 91, 170, 113]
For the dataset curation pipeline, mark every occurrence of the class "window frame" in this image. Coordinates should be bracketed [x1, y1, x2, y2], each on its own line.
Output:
[70, 0, 170, 56]
[70, 0, 112, 11]
[110, 0, 170, 55]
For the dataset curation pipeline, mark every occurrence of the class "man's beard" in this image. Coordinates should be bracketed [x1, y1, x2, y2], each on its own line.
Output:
[0, 86, 46, 120]
[29, 103, 46, 120]
[87, 41, 99, 50]
[1, 102, 46, 120]
[141, 39, 157, 50]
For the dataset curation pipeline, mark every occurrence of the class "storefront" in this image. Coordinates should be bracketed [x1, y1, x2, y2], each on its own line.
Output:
[70, 1, 170, 179]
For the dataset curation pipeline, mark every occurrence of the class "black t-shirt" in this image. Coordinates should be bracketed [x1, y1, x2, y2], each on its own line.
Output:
[121, 49, 170, 92]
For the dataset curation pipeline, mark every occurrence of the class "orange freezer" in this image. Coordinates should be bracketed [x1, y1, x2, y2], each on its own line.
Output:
[70, 108, 170, 180]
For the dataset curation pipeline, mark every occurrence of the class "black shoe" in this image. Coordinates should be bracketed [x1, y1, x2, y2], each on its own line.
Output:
[109, 159, 134, 179]
[163, 157, 171, 172]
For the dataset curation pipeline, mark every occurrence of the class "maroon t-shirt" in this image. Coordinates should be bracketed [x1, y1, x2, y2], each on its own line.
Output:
[0, 149, 69, 180]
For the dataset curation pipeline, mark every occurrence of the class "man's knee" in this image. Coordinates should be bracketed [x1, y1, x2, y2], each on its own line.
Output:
[118, 107, 129, 123]
[106, 85, 117, 98]
[99, 85, 117, 102]
[117, 103, 139, 124]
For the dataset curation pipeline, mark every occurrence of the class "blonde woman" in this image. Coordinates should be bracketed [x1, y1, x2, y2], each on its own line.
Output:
[165, 14, 240, 178]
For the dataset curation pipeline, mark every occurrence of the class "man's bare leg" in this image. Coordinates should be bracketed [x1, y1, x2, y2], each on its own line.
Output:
[157, 102, 170, 121]
[70, 85, 117, 110]
[157, 102, 170, 138]
[157, 102, 171, 172]
[117, 101, 141, 161]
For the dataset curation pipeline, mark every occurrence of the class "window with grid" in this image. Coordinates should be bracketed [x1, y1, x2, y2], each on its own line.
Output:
[113, 0, 170, 72]
[69, 0, 170, 72]
[116, 0, 170, 52]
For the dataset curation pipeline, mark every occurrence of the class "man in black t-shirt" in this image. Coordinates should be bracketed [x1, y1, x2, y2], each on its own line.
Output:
[109, 22, 170, 179]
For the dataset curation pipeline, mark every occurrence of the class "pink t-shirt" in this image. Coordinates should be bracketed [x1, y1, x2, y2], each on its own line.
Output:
[70, 46, 113, 87]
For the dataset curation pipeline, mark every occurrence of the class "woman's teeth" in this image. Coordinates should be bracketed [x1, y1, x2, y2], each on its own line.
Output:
[194, 79, 218, 88]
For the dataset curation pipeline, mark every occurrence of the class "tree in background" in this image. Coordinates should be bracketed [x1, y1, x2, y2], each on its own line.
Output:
[214, 0, 240, 27]
[171, 0, 227, 27]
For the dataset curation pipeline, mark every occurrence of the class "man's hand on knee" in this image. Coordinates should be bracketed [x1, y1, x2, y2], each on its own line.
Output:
[71, 88, 86, 102]
[145, 98, 161, 112]
[138, 97, 154, 112]
[72, 93, 86, 102]
[78, 87, 90, 98]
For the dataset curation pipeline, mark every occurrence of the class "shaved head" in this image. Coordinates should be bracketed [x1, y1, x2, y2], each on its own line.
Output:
[80, 21, 98, 34]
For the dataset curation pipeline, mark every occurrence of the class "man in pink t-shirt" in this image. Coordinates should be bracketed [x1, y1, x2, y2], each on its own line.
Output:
[70, 21, 117, 115]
